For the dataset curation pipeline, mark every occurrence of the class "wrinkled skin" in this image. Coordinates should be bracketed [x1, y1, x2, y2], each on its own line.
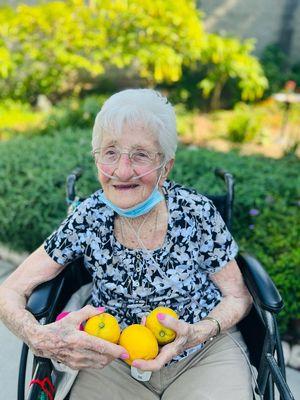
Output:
[29, 305, 129, 370]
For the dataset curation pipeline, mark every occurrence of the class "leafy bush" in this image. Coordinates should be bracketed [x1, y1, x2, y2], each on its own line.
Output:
[260, 45, 288, 95]
[41, 95, 107, 135]
[0, 94, 201, 143]
[0, 1, 267, 107]
[0, 0, 203, 102]
[0, 100, 45, 140]
[0, 130, 299, 332]
[174, 104, 197, 138]
[261, 44, 300, 96]
[198, 34, 268, 109]
[227, 103, 263, 143]
[0, 95, 107, 140]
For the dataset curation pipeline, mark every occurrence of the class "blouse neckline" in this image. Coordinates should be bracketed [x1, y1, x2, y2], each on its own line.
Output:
[110, 182, 173, 255]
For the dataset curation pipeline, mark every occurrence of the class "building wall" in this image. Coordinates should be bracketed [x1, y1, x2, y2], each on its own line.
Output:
[290, 2, 300, 62]
[200, 0, 300, 64]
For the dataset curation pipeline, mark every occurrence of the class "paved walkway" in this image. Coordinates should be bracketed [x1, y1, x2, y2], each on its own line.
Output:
[0, 260, 299, 399]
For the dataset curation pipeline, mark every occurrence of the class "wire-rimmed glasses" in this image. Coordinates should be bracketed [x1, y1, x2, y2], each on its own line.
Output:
[93, 146, 162, 167]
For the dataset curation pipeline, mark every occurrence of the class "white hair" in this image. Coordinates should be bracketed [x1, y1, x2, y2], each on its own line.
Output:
[92, 89, 177, 161]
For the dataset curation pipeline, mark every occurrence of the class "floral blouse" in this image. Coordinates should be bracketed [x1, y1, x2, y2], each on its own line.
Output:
[44, 180, 238, 363]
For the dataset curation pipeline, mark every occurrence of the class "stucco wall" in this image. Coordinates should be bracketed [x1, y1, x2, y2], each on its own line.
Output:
[290, 2, 300, 62]
[200, 0, 300, 64]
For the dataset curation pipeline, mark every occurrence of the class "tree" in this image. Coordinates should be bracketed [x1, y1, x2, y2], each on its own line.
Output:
[198, 34, 268, 109]
[0, 0, 204, 101]
[0, 1, 268, 107]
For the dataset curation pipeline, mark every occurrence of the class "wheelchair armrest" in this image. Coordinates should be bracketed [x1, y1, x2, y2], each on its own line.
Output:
[26, 270, 67, 321]
[26, 258, 91, 322]
[237, 252, 284, 313]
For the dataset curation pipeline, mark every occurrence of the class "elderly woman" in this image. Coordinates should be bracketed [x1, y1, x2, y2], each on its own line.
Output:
[0, 89, 253, 400]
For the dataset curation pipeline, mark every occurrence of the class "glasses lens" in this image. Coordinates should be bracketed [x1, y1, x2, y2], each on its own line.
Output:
[99, 147, 120, 164]
[131, 150, 153, 166]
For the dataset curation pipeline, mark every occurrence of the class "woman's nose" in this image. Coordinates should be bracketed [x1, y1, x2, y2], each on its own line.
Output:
[114, 154, 135, 180]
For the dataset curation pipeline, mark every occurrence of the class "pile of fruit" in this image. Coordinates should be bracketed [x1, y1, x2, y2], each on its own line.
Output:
[83, 306, 178, 365]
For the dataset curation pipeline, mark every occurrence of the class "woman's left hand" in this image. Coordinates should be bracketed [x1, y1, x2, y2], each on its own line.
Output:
[133, 314, 208, 371]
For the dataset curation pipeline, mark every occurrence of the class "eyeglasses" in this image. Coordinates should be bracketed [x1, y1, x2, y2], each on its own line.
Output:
[93, 146, 162, 166]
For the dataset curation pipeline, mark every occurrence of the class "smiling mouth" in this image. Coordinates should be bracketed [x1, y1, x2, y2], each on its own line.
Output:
[113, 184, 139, 190]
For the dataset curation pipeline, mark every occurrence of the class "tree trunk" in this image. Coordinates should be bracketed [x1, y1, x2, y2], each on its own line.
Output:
[210, 77, 226, 110]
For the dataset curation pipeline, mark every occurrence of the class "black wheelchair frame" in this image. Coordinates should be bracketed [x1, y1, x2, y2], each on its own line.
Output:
[18, 168, 296, 400]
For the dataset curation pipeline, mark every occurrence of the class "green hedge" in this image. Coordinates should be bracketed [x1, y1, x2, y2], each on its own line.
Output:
[0, 129, 299, 332]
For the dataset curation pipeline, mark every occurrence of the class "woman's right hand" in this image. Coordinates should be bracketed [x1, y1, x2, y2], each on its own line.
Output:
[29, 305, 129, 370]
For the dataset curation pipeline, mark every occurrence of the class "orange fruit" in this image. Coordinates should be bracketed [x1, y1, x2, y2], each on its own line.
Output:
[146, 306, 178, 345]
[84, 313, 121, 344]
[118, 324, 159, 366]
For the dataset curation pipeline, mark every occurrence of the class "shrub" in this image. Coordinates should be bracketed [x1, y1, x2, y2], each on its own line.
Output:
[261, 44, 300, 96]
[0, 0, 204, 102]
[174, 104, 197, 138]
[260, 44, 288, 95]
[0, 1, 267, 107]
[41, 95, 107, 135]
[0, 131, 299, 332]
[198, 34, 268, 110]
[227, 103, 263, 143]
[0, 95, 107, 140]
[0, 100, 45, 140]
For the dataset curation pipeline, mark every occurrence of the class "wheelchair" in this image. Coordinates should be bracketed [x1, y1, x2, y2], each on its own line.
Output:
[18, 168, 296, 400]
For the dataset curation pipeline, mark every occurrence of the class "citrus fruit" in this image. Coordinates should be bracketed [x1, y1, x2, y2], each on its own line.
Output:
[118, 324, 159, 366]
[84, 313, 121, 343]
[146, 306, 178, 345]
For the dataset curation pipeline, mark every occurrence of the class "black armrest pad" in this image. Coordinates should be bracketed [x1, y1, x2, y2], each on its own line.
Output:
[237, 252, 283, 313]
[26, 271, 67, 320]
[26, 258, 91, 321]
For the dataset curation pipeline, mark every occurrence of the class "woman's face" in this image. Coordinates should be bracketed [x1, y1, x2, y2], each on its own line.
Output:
[95, 122, 173, 209]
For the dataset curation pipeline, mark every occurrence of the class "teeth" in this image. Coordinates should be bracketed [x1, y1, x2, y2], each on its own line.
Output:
[116, 185, 137, 188]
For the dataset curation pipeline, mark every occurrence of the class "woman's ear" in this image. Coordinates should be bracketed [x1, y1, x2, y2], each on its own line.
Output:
[159, 159, 174, 186]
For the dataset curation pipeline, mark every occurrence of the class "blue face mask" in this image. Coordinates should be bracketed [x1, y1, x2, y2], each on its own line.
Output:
[99, 187, 164, 218]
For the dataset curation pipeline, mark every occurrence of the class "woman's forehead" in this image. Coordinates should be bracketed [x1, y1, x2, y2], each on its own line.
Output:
[101, 126, 159, 149]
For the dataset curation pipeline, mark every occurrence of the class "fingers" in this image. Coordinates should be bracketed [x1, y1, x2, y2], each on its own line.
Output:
[132, 344, 176, 371]
[54, 347, 115, 370]
[52, 331, 129, 369]
[81, 332, 129, 360]
[157, 313, 186, 334]
[68, 305, 105, 325]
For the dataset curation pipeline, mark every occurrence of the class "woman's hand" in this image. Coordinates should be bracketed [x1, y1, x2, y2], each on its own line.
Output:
[133, 313, 211, 371]
[29, 305, 129, 370]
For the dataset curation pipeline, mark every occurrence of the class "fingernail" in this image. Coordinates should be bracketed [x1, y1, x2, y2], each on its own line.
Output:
[132, 361, 139, 367]
[120, 353, 129, 360]
[157, 313, 165, 321]
[79, 323, 84, 331]
[55, 311, 70, 321]
[97, 307, 105, 312]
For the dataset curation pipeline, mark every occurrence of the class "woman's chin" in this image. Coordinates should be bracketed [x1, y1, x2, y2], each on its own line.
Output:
[113, 201, 139, 210]
[108, 191, 147, 209]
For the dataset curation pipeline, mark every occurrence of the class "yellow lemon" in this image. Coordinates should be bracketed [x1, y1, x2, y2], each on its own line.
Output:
[84, 313, 121, 344]
[146, 306, 178, 345]
[118, 324, 159, 366]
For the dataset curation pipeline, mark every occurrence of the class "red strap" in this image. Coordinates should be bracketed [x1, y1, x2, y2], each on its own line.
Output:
[29, 377, 55, 400]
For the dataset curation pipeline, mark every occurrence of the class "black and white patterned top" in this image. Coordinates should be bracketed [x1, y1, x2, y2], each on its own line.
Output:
[44, 180, 238, 363]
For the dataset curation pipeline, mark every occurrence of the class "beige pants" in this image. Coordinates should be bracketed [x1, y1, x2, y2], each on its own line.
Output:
[69, 326, 254, 400]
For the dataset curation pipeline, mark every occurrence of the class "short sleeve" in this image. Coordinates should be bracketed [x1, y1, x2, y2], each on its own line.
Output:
[197, 198, 238, 274]
[44, 203, 88, 266]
